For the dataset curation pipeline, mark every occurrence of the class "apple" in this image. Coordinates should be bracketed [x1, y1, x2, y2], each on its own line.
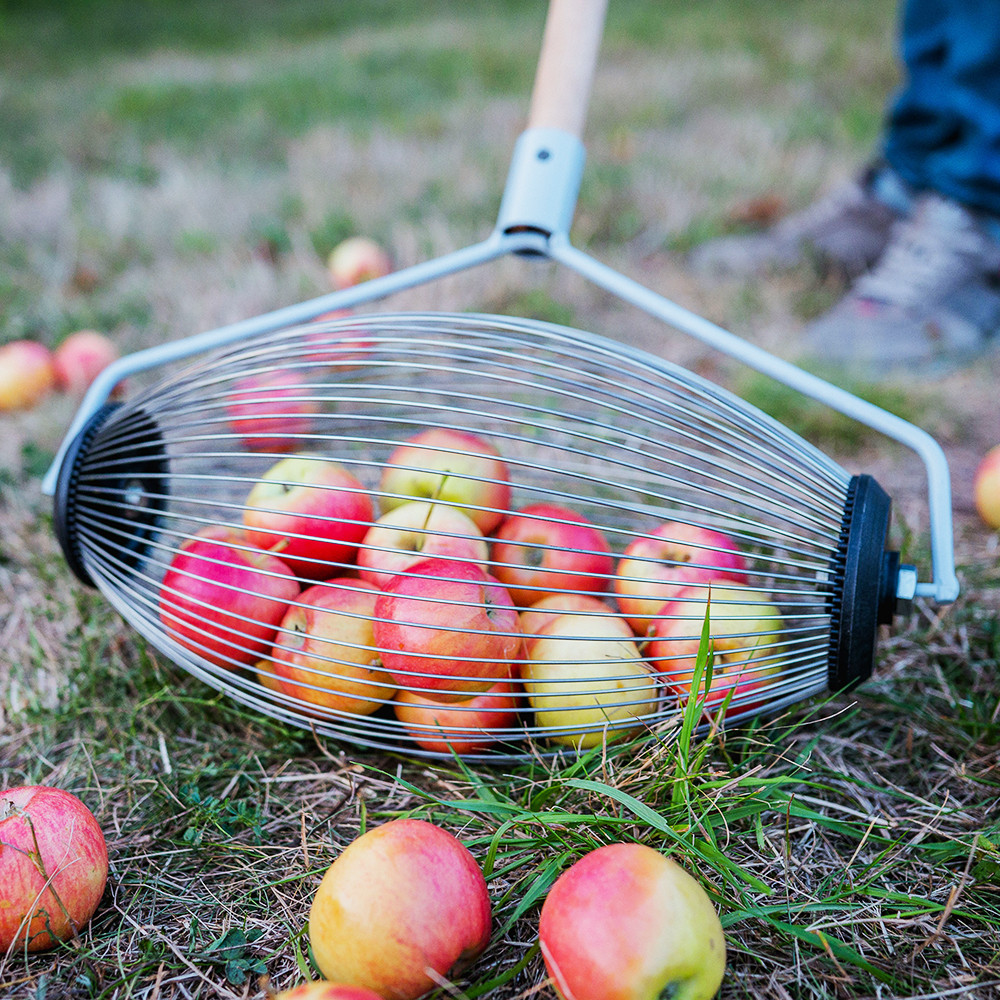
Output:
[357, 500, 488, 589]
[0, 339, 56, 412]
[645, 584, 784, 716]
[52, 329, 119, 396]
[308, 818, 491, 1000]
[304, 310, 372, 369]
[378, 427, 511, 533]
[225, 369, 321, 452]
[158, 524, 300, 669]
[243, 455, 374, 578]
[519, 593, 627, 654]
[373, 557, 521, 700]
[490, 503, 614, 606]
[523, 613, 659, 748]
[973, 444, 1000, 529]
[272, 985, 385, 1000]
[614, 522, 750, 634]
[538, 842, 726, 1000]
[0, 785, 109, 953]
[271, 578, 394, 716]
[327, 236, 393, 289]
[393, 672, 523, 754]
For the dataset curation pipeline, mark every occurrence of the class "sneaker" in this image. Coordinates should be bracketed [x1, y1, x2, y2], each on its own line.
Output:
[689, 164, 913, 279]
[799, 192, 1000, 376]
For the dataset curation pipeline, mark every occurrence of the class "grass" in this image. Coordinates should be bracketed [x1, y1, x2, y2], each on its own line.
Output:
[2, 0, 1000, 997]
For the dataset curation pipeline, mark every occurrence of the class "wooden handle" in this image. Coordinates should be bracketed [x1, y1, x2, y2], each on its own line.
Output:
[527, 0, 608, 136]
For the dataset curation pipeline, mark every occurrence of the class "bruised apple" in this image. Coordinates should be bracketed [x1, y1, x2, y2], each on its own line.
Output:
[378, 427, 511, 533]
[0, 786, 109, 953]
[158, 524, 299, 669]
[243, 455, 374, 577]
[539, 843, 726, 1000]
[490, 503, 614, 606]
[271, 578, 393, 716]
[373, 558, 521, 700]
[308, 818, 491, 1000]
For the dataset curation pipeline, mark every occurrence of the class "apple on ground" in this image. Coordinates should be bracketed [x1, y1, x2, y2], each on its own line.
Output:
[393, 671, 523, 754]
[378, 427, 511, 534]
[490, 503, 614, 606]
[645, 584, 784, 717]
[225, 369, 321, 452]
[523, 612, 658, 748]
[243, 455, 374, 578]
[271, 577, 394, 716]
[0, 785, 109, 953]
[158, 524, 299, 669]
[52, 329, 120, 396]
[373, 557, 521, 700]
[0, 339, 56, 412]
[973, 444, 1000, 529]
[308, 818, 491, 1000]
[539, 842, 726, 1000]
[327, 236, 392, 289]
[614, 521, 750, 635]
[357, 500, 488, 589]
[519, 593, 627, 655]
[271, 984, 385, 1000]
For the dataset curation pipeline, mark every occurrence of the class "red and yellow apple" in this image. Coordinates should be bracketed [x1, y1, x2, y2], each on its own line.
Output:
[271, 578, 393, 716]
[308, 818, 491, 1000]
[226, 369, 321, 452]
[645, 584, 784, 716]
[378, 427, 511, 533]
[243, 455, 374, 578]
[519, 593, 628, 655]
[0, 785, 109, 953]
[0, 339, 56, 412]
[973, 444, 1000, 529]
[490, 503, 614, 606]
[538, 843, 726, 1000]
[272, 984, 385, 1000]
[52, 329, 119, 396]
[614, 522, 750, 634]
[523, 613, 658, 748]
[327, 236, 392, 289]
[373, 557, 521, 700]
[357, 500, 488, 589]
[158, 524, 299, 669]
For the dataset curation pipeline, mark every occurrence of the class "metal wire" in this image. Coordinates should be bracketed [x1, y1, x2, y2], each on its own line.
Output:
[66, 312, 851, 760]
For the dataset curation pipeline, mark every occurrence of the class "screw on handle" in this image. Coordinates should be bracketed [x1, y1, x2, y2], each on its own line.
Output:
[527, 0, 609, 137]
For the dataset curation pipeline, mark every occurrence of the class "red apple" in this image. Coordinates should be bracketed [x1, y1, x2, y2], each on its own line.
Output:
[0, 339, 56, 412]
[378, 427, 511, 533]
[357, 500, 488, 589]
[0, 786, 109, 953]
[614, 522, 750, 634]
[974, 444, 1000, 529]
[225, 369, 321, 452]
[393, 672, 523, 754]
[519, 593, 627, 654]
[490, 503, 614, 606]
[308, 818, 491, 1000]
[523, 613, 658, 748]
[373, 558, 521, 700]
[271, 578, 394, 716]
[273, 985, 385, 1000]
[158, 524, 300, 669]
[539, 843, 726, 1000]
[243, 455, 374, 578]
[327, 236, 392, 289]
[52, 329, 119, 396]
[304, 310, 372, 369]
[645, 584, 784, 717]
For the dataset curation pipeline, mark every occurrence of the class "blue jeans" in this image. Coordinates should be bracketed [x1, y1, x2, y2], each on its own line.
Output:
[884, 0, 1000, 217]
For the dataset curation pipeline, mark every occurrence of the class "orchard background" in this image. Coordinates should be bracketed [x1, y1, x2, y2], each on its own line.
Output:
[1, 1, 998, 998]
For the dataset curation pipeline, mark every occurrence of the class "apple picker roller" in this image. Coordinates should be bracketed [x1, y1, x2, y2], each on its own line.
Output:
[42, 0, 960, 760]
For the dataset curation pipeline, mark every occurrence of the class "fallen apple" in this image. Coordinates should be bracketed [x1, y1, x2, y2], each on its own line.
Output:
[225, 369, 321, 452]
[272, 984, 385, 1000]
[0, 339, 56, 412]
[243, 455, 374, 578]
[271, 577, 394, 716]
[308, 818, 491, 1000]
[52, 329, 120, 396]
[0, 785, 109, 953]
[973, 444, 1000, 529]
[539, 842, 726, 1000]
[523, 612, 658, 748]
[327, 236, 393, 289]
[378, 427, 511, 533]
[373, 557, 521, 700]
[490, 503, 614, 606]
[158, 524, 300, 669]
